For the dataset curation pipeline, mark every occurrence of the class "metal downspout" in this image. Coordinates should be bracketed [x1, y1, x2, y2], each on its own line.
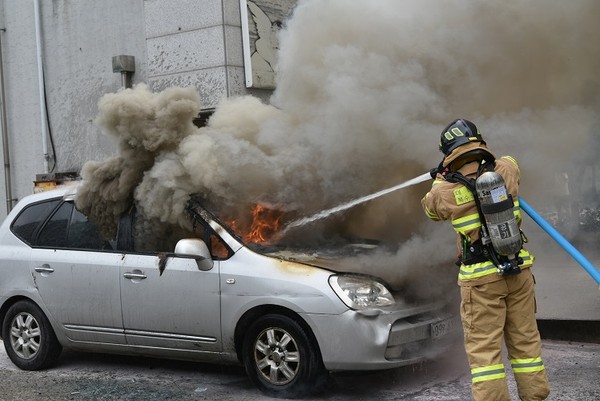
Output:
[0, 27, 13, 213]
[34, 0, 49, 174]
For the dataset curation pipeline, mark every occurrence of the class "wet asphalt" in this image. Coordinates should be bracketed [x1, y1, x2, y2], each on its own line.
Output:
[0, 337, 598, 400]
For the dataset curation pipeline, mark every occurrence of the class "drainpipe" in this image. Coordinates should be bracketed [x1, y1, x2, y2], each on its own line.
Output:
[0, 27, 14, 212]
[34, 0, 50, 174]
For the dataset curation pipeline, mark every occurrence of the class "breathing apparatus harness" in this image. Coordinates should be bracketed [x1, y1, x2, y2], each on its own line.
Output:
[444, 160, 525, 276]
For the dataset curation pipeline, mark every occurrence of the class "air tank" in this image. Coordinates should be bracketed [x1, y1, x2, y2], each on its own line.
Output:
[475, 171, 523, 256]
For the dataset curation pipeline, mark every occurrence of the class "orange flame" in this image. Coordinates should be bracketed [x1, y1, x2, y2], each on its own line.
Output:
[227, 204, 285, 245]
[244, 204, 284, 244]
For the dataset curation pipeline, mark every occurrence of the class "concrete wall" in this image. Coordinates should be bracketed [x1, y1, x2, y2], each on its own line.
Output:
[145, 0, 252, 105]
[0, 0, 272, 220]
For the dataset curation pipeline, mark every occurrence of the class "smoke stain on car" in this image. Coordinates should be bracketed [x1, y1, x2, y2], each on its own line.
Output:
[157, 253, 168, 276]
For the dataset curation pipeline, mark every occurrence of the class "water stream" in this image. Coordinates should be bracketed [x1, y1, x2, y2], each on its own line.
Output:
[283, 172, 432, 233]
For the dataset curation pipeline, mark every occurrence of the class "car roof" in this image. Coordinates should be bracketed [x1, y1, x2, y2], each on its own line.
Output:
[18, 183, 79, 206]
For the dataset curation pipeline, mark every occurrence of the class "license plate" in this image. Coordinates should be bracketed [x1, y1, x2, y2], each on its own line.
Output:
[430, 317, 457, 339]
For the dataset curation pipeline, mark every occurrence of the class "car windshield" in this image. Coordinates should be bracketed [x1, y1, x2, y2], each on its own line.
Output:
[186, 195, 381, 257]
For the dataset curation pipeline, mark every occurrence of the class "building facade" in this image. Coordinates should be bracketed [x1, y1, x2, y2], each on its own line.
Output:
[0, 0, 293, 219]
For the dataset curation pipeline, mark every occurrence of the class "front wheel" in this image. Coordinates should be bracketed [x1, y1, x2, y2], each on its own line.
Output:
[2, 300, 62, 370]
[242, 314, 328, 398]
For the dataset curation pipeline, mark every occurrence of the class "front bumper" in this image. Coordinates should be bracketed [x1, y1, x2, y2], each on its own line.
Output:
[302, 302, 461, 371]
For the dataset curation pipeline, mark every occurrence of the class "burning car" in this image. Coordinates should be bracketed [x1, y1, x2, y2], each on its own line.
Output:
[0, 185, 459, 398]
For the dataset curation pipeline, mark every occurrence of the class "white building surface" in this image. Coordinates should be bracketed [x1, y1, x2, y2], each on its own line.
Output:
[0, 0, 291, 219]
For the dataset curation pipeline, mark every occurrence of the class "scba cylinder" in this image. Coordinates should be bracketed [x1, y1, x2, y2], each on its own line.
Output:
[475, 171, 523, 256]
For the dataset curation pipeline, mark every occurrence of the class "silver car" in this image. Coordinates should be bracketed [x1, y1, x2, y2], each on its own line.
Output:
[0, 186, 459, 397]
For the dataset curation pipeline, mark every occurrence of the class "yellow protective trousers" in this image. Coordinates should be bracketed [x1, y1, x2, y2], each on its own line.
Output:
[460, 268, 550, 401]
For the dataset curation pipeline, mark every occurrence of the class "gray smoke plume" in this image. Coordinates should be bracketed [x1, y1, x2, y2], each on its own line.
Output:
[76, 85, 201, 238]
[76, 0, 600, 293]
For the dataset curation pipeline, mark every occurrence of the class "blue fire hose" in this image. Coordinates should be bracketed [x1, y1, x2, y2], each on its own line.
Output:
[519, 197, 600, 285]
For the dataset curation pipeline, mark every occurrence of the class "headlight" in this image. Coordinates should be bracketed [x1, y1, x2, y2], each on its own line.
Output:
[329, 274, 395, 309]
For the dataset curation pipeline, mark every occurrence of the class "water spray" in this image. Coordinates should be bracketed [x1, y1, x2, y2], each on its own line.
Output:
[283, 172, 432, 233]
[283, 170, 600, 289]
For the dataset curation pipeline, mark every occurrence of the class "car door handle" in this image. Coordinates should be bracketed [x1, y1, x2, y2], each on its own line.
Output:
[34, 264, 54, 273]
[123, 272, 147, 280]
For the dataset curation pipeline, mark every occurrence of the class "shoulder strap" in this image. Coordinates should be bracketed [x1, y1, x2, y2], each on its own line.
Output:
[444, 164, 505, 268]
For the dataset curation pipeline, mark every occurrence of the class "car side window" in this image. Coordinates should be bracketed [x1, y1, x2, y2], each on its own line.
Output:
[11, 199, 61, 245]
[67, 206, 113, 250]
[37, 202, 72, 247]
[36, 201, 113, 251]
[186, 219, 232, 260]
[124, 207, 232, 260]
[209, 233, 231, 260]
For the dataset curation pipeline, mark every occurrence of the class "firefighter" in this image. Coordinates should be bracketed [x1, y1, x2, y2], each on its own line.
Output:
[422, 119, 550, 401]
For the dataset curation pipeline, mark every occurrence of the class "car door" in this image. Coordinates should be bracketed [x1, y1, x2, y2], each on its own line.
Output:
[119, 255, 221, 352]
[30, 200, 125, 344]
[118, 216, 222, 353]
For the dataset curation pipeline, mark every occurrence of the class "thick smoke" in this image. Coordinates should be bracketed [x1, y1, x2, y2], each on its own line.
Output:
[76, 85, 201, 238]
[76, 0, 600, 293]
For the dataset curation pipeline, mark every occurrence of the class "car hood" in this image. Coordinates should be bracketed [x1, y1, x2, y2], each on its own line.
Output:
[261, 243, 379, 274]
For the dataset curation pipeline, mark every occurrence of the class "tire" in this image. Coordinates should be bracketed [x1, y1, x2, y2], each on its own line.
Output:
[242, 313, 328, 398]
[2, 300, 62, 370]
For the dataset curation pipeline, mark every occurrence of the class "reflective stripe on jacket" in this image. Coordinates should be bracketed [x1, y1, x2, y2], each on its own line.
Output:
[451, 199, 522, 236]
[421, 155, 533, 285]
[458, 249, 534, 281]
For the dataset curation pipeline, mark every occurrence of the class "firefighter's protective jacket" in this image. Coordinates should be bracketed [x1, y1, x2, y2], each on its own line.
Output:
[421, 145, 533, 286]
[422, 141, 549, 401]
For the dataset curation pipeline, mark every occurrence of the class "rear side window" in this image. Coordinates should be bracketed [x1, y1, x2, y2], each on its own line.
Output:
[37, 202, 72, 247]
[36, 201, 111, 251]
[11, 199, 61, 245]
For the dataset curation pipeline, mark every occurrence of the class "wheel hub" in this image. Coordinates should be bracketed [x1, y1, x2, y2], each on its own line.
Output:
[254, 327, 300, 385]
[10, 312, 41, 360]
[271, 349, 284, 364]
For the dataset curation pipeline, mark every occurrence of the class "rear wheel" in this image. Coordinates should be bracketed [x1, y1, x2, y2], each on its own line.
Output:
[242, 314, 328, 398]
[2, 300, 62, 370]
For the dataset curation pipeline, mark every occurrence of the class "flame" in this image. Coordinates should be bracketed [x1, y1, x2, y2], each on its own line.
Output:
[227, 204, 285, 245]
[245, 204, 284, 244]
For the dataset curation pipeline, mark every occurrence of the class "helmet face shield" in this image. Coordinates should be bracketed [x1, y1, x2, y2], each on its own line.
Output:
[439, 119, 485, 155]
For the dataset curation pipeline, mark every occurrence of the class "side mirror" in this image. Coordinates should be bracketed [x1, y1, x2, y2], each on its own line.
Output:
[174, 239, 214, 271]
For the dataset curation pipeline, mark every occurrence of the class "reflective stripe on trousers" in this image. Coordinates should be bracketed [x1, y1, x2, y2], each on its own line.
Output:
[471, 363, 506, 383]
[511, 357, 545, 373]
[470, 358, 546, 382]
[461, 269, 550, 401]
